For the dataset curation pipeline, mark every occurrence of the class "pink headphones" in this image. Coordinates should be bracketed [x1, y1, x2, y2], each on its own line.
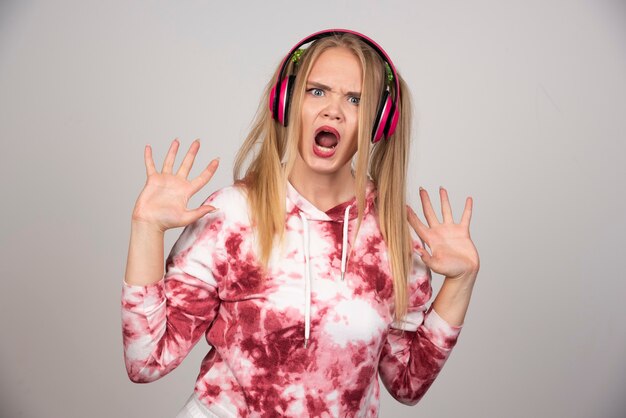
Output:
[268, 29, 401, 144]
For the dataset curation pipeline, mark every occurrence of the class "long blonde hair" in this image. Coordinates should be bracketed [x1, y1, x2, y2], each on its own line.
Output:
[233, 33, 413, 321]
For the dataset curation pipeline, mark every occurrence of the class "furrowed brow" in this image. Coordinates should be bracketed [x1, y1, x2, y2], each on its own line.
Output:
[307, 80, 361, 97]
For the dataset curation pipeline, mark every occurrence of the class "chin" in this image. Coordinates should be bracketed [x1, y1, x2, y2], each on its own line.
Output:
[301, 150, 352, 176]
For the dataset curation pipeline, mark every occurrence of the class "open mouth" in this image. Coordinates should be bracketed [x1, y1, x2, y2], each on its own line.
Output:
[314, 126, 340, 152]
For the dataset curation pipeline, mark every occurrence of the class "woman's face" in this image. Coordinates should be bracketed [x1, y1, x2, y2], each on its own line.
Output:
[297, 46, 362, 178]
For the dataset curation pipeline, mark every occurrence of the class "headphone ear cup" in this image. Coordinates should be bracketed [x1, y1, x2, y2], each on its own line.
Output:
[271, 75, 296, 126]
[386, 102, 399, 139]
[371, 90, 392, 143]
[269, 76, 293, 124]
[280, 75, 296, 126]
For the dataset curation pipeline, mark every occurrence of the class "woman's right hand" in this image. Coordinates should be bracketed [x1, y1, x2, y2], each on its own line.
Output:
[131, 138, 220, 233]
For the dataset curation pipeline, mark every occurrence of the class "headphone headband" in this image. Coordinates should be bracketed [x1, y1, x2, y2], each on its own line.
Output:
[270, 29, 401, 143]
[274, 29, 401, 106]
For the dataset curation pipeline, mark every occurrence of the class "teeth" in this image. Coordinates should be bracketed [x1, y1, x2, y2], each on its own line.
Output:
[315, 143, 335, 152]
[314, 140, 337, 150]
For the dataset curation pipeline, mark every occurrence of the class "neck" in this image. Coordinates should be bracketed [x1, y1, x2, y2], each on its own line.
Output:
[288, 157, 356, 212]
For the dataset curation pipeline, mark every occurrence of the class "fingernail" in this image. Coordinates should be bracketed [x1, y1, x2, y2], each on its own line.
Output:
[419, 186, 424, 191]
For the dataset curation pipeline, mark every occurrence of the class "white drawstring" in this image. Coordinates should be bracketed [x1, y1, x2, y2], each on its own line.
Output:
[340, 205, 351, 281]
[299, 205, 352, 348]
[299, 212, 311, 348]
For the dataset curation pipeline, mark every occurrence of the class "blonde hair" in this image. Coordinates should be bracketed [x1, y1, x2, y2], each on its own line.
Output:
[233, 33, 413, 321]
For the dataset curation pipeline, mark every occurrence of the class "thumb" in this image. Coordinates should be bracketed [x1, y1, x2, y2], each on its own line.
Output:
[183, 205, 218, 225]
[416, 246, 432, 266]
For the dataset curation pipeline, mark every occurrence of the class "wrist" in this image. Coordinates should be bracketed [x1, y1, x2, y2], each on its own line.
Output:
[443, 270, 478, 290]
[131, 219, 166, 235]
[446, 265, 479, 281]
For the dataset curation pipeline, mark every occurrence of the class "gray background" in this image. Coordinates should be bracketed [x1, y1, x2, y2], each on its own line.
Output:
[1, 0, 624, 417]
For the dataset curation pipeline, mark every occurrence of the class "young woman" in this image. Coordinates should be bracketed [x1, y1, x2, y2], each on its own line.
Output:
[122, 29, 480, 418]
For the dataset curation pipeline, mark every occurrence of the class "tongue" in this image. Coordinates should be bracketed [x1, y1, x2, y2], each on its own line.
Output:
[316, 132, 338, 148]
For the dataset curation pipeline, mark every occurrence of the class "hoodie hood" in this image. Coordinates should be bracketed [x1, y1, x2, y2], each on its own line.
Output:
[286, 180, 377, 347]
[286, 180, 377, 222]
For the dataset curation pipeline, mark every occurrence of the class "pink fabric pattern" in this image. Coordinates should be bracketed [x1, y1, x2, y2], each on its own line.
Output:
[122, 182, 463, 417]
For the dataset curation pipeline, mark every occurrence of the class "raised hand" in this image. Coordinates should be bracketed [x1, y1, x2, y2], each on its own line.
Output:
[408, 186, 480, 280]
[131, 138, 220, 232]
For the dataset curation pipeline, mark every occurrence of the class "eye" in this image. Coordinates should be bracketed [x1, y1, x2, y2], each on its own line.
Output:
[348, 96, 360, 105]
[307, 88, 324, 97]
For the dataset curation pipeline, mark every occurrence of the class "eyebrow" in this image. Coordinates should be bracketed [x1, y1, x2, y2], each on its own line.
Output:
[307, 81, 361, 97]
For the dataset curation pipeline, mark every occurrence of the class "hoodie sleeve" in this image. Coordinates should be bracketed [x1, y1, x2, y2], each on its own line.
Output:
[378, 240, 463, 405]
[121, 193, 226, 383]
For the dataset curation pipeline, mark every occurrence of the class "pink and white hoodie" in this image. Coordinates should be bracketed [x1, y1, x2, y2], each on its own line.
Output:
[121, 181, 463, 417]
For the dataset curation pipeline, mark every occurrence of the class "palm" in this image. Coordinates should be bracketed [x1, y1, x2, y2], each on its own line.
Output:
[408, 187, 480, 279]
[132, 139, 219, 232]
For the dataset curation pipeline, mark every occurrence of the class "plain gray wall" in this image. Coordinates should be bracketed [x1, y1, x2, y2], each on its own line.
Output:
[1, 0, 624, 417]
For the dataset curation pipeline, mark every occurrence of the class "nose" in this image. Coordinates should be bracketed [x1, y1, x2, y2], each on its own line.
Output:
[322, 97, 343, 121]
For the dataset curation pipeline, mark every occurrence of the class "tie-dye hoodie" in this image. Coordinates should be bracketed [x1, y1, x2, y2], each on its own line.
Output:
[121, 181, 463, 417]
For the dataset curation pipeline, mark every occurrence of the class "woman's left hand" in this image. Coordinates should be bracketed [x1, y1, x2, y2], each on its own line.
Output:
[408, 186, 480, 280]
